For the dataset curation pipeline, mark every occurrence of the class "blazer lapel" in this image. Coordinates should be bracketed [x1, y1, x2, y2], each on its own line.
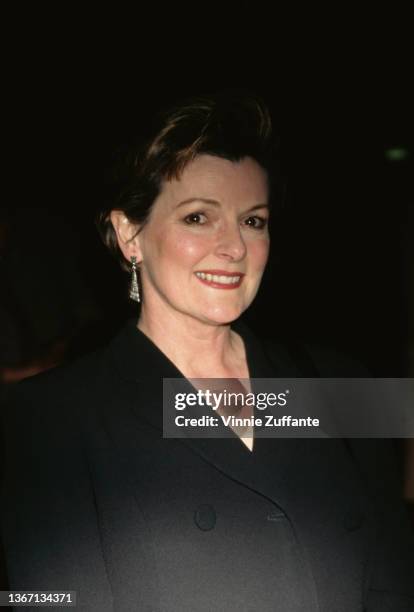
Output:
[107, 317, 369, 519]
[105, 318, 372, 610]
[105, 317, 328, 513]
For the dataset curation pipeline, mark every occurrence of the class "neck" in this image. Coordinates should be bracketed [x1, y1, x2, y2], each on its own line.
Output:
[137, 303, 242, 378]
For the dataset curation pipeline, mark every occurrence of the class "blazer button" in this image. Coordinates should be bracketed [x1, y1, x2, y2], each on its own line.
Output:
[343, 509, 365, 532]
[194, 504, 216, 531]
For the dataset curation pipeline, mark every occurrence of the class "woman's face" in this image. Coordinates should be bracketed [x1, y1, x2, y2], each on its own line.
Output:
[136, 154, 270, 326]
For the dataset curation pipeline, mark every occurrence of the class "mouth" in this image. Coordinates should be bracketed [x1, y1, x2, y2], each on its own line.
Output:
[194, 271, 244, 289]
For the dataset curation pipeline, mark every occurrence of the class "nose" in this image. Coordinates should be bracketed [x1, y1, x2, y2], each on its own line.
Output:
[214, 223, 247, 262]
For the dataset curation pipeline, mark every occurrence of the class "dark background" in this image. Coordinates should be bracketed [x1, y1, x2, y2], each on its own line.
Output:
[2, 4, 413, 377]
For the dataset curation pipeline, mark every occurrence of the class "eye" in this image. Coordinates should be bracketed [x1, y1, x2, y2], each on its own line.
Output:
[183, 212, 208, 225]
[244, 215, 268, 229]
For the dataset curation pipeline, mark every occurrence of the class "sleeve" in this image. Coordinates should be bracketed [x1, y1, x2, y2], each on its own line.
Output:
[0, 376, 114, 611]
[348, 439, 414, 611]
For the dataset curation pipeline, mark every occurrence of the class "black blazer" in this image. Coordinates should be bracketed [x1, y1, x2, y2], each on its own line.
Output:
[1, 319, 414, 611]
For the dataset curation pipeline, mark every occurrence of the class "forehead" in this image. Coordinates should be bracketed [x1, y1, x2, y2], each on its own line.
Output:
[157, 154, 269, 208]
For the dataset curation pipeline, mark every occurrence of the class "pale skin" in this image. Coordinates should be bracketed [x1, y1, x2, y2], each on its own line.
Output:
[111, 155, 270, 449]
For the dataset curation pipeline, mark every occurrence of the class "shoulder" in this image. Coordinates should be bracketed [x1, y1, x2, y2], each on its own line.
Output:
[2, 347, 103, 410]
[233, 317, 369, 377]
[0, 344, 116, 455]
[303, 343, 370, 376]
[0, 319, 135, 413]
[263, 337, 370, 377]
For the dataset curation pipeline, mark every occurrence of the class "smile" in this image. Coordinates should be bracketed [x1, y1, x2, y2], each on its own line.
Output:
[195, 271, 244, 289]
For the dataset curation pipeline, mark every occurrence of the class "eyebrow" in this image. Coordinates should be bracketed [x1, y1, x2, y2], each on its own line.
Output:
[176, 197, 269, 213]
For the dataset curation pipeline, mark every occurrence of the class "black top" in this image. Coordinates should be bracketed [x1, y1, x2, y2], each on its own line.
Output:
[1, 318, 414, 611]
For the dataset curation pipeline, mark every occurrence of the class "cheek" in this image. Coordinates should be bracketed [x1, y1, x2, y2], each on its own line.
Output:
[249, 238, 270, 270]
[162, 231, 211, 268]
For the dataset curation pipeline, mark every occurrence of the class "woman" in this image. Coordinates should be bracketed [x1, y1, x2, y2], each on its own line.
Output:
[1, 92, 414, 611]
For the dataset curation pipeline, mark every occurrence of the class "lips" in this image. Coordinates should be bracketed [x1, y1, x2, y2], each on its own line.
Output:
[194, 270, 244, 289]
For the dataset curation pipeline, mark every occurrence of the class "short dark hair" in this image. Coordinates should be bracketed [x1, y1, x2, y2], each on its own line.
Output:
[96, 91, 281, 272]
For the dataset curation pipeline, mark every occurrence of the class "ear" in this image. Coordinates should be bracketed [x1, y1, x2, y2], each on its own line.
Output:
[110, 210, 143, 264]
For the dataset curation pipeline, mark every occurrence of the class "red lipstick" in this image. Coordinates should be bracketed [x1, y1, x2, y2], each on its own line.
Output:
[194, 270, 245, 289]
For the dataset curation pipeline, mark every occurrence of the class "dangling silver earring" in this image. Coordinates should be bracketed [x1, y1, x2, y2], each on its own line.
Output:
[129, 256, 140, 303]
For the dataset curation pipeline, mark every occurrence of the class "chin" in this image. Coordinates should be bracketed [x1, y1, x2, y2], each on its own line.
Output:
[200, 304, 247, 326]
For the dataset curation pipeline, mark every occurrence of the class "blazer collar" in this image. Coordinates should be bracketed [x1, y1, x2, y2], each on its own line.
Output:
[107, 316, 306, 435]
[105, 316, 309, 482]
[108, 315, 291, 385]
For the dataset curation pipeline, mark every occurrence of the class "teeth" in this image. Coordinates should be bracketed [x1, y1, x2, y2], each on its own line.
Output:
[195, 272, 241, 284]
